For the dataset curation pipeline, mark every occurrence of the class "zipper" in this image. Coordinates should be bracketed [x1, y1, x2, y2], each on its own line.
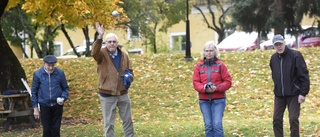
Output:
[49, 73, 52, 106]
[207, 65, 212, 101]
[280, 56, 284, 96]
[109, 49, 121, 94]
[117, 72, 119, 94]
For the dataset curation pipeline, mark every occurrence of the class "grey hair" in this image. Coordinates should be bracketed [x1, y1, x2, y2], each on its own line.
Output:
[105, 33, 118, 42]
[202, 40, 219, 58]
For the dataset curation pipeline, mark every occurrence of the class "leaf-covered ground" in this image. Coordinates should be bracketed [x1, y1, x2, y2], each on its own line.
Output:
[1, 47, 319, 136]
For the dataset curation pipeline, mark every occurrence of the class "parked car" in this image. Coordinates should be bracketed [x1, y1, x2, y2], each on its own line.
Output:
[57, 42, 108, 58]
[217, 32, 259, 51]
[299, 27, 320, 48]
[259, 39, 274, 50]
[300, 37, 320, 47]
[259, 37, 296, 50]
[57, 45, 91, 58]
[260, 27, 320, 49]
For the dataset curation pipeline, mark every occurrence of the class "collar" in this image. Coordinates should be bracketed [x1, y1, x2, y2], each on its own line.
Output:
[109, 49, 118, 59]
[43, 66, 54, 74]
[277, 46, 289, 57]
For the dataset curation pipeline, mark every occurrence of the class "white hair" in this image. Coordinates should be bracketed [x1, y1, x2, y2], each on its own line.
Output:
[105, 33, 118, 42]
[202, 40, 220, 58]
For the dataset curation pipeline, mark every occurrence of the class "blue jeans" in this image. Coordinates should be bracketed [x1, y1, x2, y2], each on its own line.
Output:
[199, 98, 226, 137]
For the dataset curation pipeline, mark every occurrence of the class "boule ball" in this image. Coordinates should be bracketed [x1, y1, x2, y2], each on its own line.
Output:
[112, 11, 118, 17]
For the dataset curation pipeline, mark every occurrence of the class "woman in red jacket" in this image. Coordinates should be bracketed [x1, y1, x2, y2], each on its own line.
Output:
[193, 41, 232, 137]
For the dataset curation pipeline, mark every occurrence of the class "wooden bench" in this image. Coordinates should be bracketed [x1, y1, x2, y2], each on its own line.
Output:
[0, 110, 12, 114]
[0, 93, 36, 131]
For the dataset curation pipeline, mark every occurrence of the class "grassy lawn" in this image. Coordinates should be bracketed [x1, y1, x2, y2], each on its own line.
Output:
[1, 47, 319, 136]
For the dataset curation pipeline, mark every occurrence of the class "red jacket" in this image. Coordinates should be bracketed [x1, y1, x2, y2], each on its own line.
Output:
[193, 59, 232, 100]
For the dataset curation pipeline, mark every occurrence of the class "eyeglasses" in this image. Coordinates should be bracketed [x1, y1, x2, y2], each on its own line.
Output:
[107, 40, 117, 44]
[204, 50, 214, 53]
[274, 43, 284, 48]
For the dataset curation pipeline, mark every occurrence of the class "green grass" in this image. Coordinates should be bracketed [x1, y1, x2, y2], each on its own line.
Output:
[1, 47, 320, 136]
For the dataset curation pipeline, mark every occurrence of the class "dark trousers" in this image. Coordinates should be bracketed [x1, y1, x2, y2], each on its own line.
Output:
[40, 105, 63, 137]
[273, 95, 300, 137]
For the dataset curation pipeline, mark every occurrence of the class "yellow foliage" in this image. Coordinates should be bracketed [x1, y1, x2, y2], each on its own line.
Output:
[5, 0, 21, 10]
[10, 0, 128, 29]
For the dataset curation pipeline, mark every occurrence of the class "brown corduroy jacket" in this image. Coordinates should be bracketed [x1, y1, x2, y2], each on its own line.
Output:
[91, 40, 133, 95]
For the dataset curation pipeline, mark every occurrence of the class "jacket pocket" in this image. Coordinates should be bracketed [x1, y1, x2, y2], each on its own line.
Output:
[102, 76, 108, 85]
[99, 76, 107, 89]
[292, 83, 301, 95]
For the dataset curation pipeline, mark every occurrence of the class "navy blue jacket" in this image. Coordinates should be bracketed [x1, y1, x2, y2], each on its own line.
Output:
[270, 46, 310, 97]
[31, 67, 69, 108]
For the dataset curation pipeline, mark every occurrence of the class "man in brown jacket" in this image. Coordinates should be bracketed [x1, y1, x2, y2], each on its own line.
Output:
[92, 22, 134, 137]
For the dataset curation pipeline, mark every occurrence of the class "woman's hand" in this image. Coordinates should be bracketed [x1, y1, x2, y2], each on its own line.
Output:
[205, 86, 216, 93]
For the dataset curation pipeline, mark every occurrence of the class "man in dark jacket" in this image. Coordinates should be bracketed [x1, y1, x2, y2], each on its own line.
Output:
[31, 55, 69, 137]
[270, 34, 310, 137]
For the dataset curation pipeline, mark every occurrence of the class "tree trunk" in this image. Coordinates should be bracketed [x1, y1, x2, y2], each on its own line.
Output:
[0, 0, 27, 93]
[257, 31, 261, 50]
[82, 26, 91, 57]
[19, 43, 29, 58]
[41, 27, 49, 57]
[94, 31, 99, 41]
[193, 3, 227, 44]
[47, 26, 55, 55]
[216, 29, 225, 43]
[274, 0, 285, 36]
[31, 45, 34, 58]
[61, 24, 81, 57]
[153, 23, 157, 53]
[16, 4, 42, 58]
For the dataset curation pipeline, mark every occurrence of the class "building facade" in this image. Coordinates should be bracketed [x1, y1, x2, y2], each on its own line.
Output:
[9, 5, 316, 59]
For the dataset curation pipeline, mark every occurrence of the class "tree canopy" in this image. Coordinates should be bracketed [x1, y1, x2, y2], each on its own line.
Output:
[193, 0, 235, 43]
[5, 0, 129, 58]
[7, 0, 128, 29]
[231, 0, 320, 38]
[120, 0, 188, 53]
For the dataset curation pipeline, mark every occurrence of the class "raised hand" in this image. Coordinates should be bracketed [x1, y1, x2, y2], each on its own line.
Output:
[96, 22, 104, 39]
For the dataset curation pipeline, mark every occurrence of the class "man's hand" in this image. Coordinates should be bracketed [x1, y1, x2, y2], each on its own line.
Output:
[298, 95, 305, 103]
[57, 97, 65, 105]
[95, 22, 104, 39]
[34, 108, 40, 119]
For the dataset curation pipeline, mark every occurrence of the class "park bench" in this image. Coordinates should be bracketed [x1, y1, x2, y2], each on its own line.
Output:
[0, 92, 36, 131]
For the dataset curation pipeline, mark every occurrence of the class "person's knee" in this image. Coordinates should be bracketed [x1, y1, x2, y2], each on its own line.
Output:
[204, 122, 213, 129]
[273, 115, 283, 122]
[289, 117, 299, 124]
[213, 121, 223, 128]
[289, 113, 299, 121]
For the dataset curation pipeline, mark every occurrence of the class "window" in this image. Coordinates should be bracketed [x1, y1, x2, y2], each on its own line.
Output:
[170, 32, 186, 52]
[53, 42, 63, 56]
[127, 28, 141, 41]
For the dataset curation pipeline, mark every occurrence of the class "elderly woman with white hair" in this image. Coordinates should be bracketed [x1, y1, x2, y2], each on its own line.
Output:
[193, 40, 232, 137]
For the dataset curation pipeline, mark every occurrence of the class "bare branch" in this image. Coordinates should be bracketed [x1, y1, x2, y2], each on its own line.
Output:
[193, 5, 216, 31]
